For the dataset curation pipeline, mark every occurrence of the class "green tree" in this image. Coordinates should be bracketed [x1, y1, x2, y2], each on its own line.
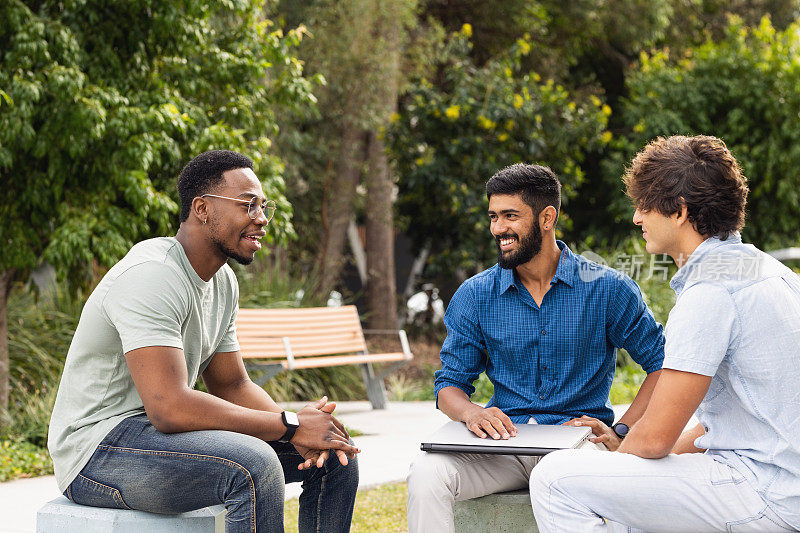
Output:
[417, 1, 800, 247]
[609, 16, 800, 250]
[275, 0, 417, 328]
[0, 0, 316, 422]
[387, 29, 610, 279]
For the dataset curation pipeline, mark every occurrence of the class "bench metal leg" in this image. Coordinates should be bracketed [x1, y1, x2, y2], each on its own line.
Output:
[244, 363, 285, 387]
[361, 363, 388, 409]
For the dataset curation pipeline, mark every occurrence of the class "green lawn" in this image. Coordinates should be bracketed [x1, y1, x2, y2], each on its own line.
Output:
[284, 482, 408, 533]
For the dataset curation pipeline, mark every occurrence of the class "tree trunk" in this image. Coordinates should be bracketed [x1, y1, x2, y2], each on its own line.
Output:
[315, 120, 366, 299]
[365, 132, 398, 329]
[364, 2, 402, 330]
[0, 269, 15, 426]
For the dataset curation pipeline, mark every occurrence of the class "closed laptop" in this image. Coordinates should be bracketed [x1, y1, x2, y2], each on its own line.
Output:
[420, 420, 592, 456]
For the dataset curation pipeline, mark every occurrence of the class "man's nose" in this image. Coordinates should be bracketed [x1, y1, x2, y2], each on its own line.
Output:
[491, 220, 507, 235]
[632, 209, 643, 225]
[253, 206, 269, 225]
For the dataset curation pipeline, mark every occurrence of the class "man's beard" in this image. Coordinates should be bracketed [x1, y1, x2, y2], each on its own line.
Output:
[210, 224, 255, 266]
[495, 223, 542, 269]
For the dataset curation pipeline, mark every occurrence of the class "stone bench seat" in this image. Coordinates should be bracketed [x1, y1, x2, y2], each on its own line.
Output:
[37, 496, 227, 533]
[454, 489, 539, 533]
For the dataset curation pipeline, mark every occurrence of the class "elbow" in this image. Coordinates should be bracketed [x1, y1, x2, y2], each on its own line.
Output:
[143, 396, 187, 434]
[148, 414, 180, 434]
[620, 433, 674, 459]
[643, 443, 672, 459]
[637, 437, 674, 459]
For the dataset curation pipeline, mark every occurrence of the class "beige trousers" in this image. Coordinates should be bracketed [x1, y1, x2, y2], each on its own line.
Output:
[406, 430, 603, 533]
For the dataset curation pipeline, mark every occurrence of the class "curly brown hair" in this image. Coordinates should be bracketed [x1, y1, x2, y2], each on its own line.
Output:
[623, 135, 749, 239]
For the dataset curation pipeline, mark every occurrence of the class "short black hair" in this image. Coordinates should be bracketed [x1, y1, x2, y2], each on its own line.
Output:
[177, 150, 254, 222]
[485, 163, 561, 219]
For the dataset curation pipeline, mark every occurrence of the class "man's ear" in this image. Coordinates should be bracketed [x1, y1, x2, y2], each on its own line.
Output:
[192, 197, 209, 224]
[674, 199, 689, 227]
[540, 206, 558, 231]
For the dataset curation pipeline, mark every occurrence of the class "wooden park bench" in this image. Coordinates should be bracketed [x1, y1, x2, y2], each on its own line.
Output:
[236, 305, 413, 409]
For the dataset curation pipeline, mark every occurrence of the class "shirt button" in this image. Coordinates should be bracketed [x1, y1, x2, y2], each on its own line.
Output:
[539, 395, 544, 399]
[542, 364, 547, 370]
[541, 329, 546, 335]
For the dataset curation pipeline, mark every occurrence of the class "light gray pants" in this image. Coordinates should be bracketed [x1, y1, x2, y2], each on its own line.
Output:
[529, 449, 797, 533]
[406, 437, 602, 533]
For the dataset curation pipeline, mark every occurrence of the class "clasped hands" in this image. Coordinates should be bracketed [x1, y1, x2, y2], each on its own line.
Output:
[290, 396, 360, 471]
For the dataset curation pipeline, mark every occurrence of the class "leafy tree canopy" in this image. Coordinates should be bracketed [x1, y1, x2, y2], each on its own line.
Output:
[387, 28, 610, 277]
[608, 16, 800, 250]
[0, 0, 316, 288]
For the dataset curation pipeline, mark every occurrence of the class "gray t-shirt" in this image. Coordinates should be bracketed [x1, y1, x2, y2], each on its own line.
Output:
[48, 237, 240, 492]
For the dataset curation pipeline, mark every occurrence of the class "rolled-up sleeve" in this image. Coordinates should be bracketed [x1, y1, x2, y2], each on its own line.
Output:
[606, 274, 665, 374]
[434, 281, 486, 401]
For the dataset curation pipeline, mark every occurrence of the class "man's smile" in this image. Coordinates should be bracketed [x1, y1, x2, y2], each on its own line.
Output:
[497, 234, 518, 252]
[242, 231, 265, 251]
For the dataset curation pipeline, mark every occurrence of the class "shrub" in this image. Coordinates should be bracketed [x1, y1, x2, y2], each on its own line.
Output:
[611, 16, 800, 250]
[0, 439, 53, 482]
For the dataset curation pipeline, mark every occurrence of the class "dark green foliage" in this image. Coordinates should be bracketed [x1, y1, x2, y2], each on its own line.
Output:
[612, 17, 800, 249]
[4, 286, 79, 446]
[0, 0, 315, 286]
[387, 30, 610, 277]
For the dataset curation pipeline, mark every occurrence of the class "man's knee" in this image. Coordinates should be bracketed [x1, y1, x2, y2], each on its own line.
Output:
[324, 449, 360, 490]
[407, 452, 457, 498]
[529, 449, 584, 494]
[530, 448, 610, 508]
[227, 435, 284, 493]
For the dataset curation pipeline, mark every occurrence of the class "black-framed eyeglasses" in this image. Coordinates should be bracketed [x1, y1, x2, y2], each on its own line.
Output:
[200, 194, 277, 222]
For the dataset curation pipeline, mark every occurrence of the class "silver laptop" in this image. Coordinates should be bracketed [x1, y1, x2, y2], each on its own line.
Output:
[420, 421, 592, 456]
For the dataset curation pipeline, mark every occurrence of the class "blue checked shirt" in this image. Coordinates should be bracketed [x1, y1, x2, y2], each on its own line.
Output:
[434, 242, 665, 426]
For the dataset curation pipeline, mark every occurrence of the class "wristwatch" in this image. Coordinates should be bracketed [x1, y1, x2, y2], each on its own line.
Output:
[279, 411, 300, 443]
[612, 422, 629, 440]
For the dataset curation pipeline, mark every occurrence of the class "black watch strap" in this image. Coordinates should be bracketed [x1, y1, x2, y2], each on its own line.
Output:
[279, 411, 299, 443]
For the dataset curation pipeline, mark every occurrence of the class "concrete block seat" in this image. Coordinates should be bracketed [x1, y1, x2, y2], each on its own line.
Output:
[454, 489, 539, 533]
[37, 496, 227, 533]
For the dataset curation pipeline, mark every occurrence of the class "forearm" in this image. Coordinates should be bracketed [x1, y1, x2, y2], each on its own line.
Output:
[437, 386, 484, 422]
[617, 370, 710, 458]
[616, 369, 661, 427]
[147, 387, 286, 441]
[210, 377, 283, 413]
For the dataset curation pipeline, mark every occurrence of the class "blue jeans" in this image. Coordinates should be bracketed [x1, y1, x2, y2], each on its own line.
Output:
[64, 414, 359, 533]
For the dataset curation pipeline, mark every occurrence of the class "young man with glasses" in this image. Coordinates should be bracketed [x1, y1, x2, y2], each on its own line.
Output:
[48, 150, 360, 533]
[530, 136, 800, 532]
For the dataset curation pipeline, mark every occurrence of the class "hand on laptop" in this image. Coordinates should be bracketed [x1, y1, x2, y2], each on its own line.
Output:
[563, 415, 621, 451]
[463, 406, 518, 440]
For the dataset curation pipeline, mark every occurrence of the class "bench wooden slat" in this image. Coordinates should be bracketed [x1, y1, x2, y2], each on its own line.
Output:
[237, 307, 360, 320]
[235, 305, 413, 409]
[236, 324, 363, 336]
[284, 352, 408, 369]
[239, 339, 368, 358]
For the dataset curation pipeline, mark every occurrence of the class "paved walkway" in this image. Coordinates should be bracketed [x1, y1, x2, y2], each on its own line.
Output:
[1, 402, 649, 532]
